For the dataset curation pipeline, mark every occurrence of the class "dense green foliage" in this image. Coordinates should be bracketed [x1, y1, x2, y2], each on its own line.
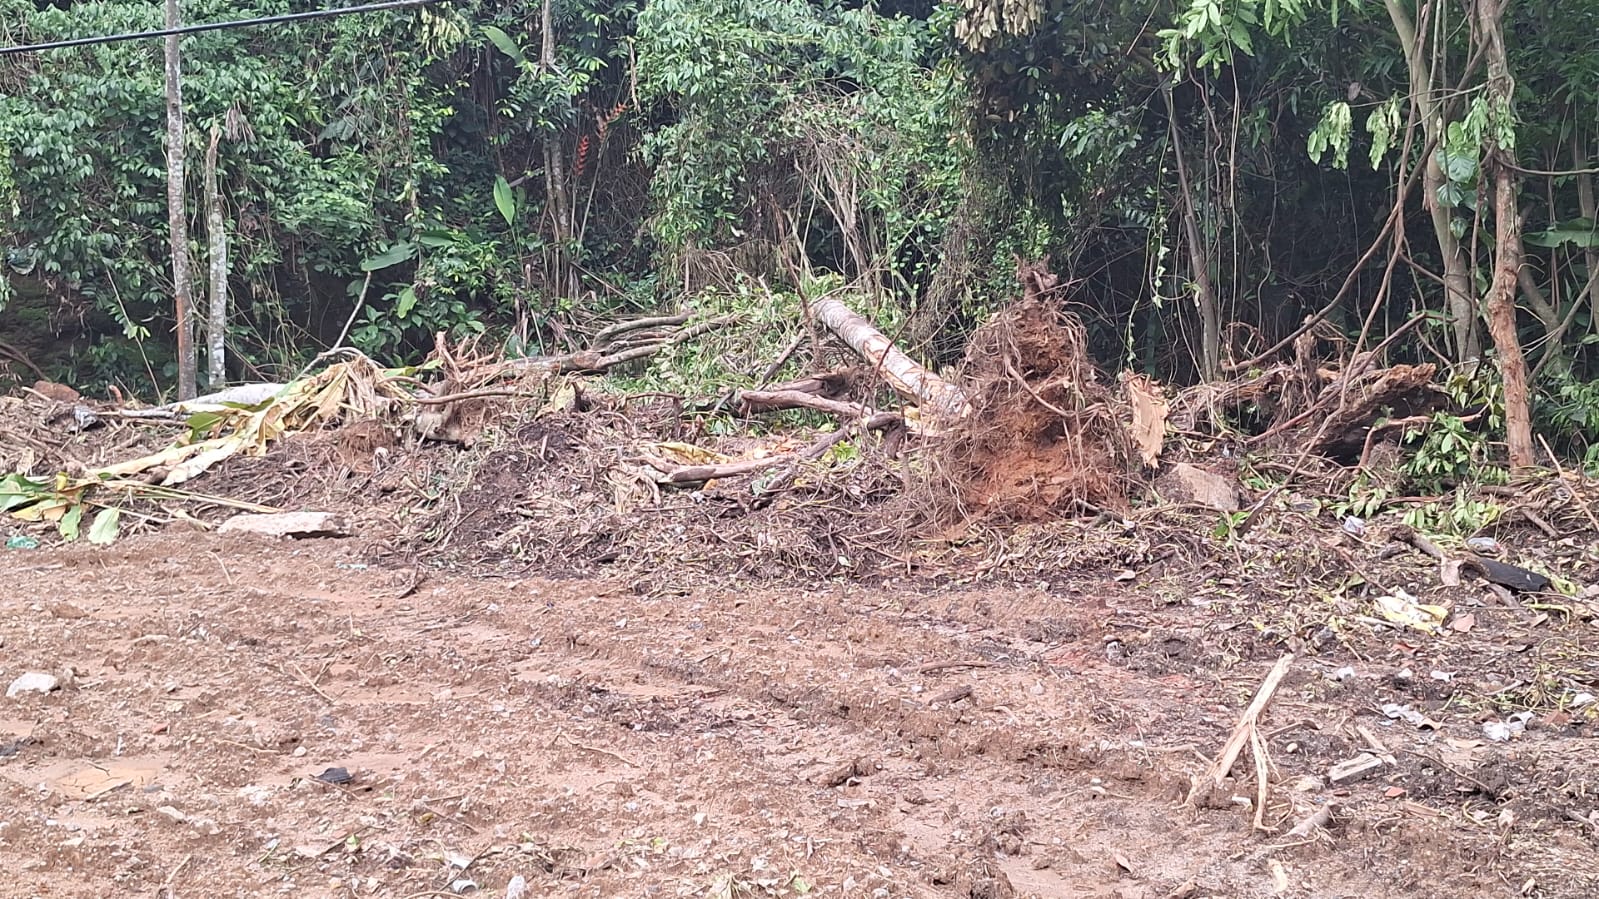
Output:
[1, 0, 1597, 464]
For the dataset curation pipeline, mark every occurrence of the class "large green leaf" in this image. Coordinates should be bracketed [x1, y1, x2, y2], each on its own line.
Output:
[360, 242, 416, 272]
[482, 25, 526, 65]
[0, 473, 48, 512]
[396, 285, 419, 318]
[57, 503, 83, 541]
[1524, 219, 1598, 249]
[493, 175, 516, 227]
[88, 507, 121, 545]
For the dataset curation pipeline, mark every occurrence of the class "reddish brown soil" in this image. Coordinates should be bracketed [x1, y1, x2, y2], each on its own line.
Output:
[3, 532, 1595, 899]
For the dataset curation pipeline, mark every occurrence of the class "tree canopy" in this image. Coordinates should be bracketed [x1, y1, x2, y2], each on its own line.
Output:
[0, 0, 1596, 463]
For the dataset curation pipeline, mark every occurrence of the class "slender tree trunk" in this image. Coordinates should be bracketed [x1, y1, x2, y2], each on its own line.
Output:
[539, 0, 575, 298]
[163, 0, 195, 400]
[1478, 0, 1534, 469]
[1164, 87, 1220, 379]
[204, 125, 227, 386]
[1575, 132, 1599, 329]
[1384, 0, 1479, 362]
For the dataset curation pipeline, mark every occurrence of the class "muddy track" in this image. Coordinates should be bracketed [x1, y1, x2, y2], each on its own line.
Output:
[0, 535, 1593, 898]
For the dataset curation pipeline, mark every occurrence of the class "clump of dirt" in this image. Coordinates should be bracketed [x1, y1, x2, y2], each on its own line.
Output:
[926, 262, 1135, 523]
[0, 392, 167, 478]
[384, 401, 910, 583]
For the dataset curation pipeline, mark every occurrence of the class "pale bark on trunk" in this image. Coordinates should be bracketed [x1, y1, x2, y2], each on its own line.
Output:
[539, 0, 575, 298]
[1478, 0, 1535, 470]
[1384, 0, 1480, 361]
[164, 0, 196, 399]
[1164, 87, 1220, 379]
[1575, 132, 1599, 329]
[809, 297, 968, 420]
[204, 125, 227, 386]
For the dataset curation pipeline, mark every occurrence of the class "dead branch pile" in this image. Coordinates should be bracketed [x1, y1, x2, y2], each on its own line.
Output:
[378, 401, 912, 584]
[1170, 341, 1446, 462]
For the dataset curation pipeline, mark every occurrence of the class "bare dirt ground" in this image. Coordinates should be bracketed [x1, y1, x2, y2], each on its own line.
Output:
[3, 529, 1597, 899]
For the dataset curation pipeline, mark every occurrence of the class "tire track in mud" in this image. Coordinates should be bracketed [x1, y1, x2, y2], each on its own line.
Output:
[3, 537, 1581, 898]
[374, 576, 1399, 899]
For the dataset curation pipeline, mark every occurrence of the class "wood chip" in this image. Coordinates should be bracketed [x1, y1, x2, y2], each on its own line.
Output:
[217, 511, 352, 539]
[1327, 752, 1385, 784]
[927, 685, 973, 705]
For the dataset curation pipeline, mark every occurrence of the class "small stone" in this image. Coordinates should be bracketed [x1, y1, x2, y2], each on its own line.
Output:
[504, 875, 528, 899]
[155, 805, 187, 824]
[1162, 463, 1240, 512]
[1572, 692, 1596, 708]
[7, 672, 60, 698]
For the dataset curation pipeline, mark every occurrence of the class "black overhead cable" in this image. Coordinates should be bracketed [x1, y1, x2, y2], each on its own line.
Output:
[0, 0, 448, 56]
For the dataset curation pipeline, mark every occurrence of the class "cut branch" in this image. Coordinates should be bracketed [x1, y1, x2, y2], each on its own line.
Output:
[1187, 653, 1294, 804]
[736, 389, 868, 420]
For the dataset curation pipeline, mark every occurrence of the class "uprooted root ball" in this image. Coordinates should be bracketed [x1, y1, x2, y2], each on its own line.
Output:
[922, 299, 1134, 523]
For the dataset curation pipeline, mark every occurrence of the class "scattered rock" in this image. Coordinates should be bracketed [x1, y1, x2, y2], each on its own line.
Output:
[155, 805, 188, 824]
[1483, 712, 1534, 743]
[7, 672, 60, 698]
[217, 511, 352, 539]
[1160, 463, 1240, 512]
[313, 766, 353, 785]
[815, 757, 875, 787]
[504, 875, 528, 899]
[1381, 703, 1440, 730]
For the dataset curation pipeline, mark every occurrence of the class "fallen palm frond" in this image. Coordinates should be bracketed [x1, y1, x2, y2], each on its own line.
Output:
[2, 355, 412, 543]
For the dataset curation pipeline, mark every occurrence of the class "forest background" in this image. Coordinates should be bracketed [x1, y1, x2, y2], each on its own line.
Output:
[2, 0, 1598, 478]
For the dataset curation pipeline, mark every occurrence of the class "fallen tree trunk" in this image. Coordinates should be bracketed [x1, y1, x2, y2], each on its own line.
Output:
[809, 298, 967, 420]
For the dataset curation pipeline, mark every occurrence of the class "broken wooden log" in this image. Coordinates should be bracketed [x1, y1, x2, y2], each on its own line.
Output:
[592, 313, 690, 343]
[751, 412, 901, 506]
[507, 315, 733, 377]
[765, 370, 856, 399]
[642, 454, 787, 485]
[105, 382, 286, 420]
[1463, 556, 1551, 593]
[809, 297, 967, 420]
[643, 413, 901, 488]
